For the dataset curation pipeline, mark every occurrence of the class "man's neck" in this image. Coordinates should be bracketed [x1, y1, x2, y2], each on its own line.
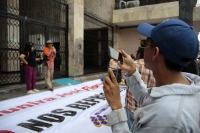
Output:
[153, 70, 191, 87]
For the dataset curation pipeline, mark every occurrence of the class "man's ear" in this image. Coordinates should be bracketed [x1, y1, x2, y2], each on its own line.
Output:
[152, 47, 159, 61]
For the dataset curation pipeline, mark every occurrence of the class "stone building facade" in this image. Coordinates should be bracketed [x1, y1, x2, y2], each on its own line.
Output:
[0, 0, 200, 86]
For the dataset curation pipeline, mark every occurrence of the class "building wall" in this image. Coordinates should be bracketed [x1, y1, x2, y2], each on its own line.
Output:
[193, 6, 200, 21]
[193, 6, 200, 33]
[112, 2, 179, 54]
[83, 0, 116, 71]
[119, 28, 144, 56]
[1, 0, 20, 72]
[119, 24, 200, 58]
[68, 0, 84, 77]
[115, 3, 200, 57]
[194, 21, 200, 32]
[84, 0, 115, 23]
[67, 1, 200, 76]
[84, 0, 115, 51]
[113, 1, 179, 26]
[119, 22, 200, 57]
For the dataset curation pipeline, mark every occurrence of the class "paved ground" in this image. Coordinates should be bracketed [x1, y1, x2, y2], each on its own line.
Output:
[0, 72, 108, 102]
[0, 81, 62, 101]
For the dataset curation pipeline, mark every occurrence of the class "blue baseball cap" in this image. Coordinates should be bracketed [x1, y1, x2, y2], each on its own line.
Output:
[137, 19, 199, 67]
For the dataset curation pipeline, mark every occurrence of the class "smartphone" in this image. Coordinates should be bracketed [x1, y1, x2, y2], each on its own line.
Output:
[108, 67, 122, 83]
[108, 46, 123, 64]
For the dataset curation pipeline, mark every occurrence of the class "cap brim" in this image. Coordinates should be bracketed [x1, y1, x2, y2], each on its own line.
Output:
[137, 23, 154, 38]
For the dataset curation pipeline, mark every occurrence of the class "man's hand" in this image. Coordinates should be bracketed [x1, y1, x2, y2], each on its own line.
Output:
[118, 50, 136, 76]
[51, 46, 56, 53]
[103, 68, 122, 110]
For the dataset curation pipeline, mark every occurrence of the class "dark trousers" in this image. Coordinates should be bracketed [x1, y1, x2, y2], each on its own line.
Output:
[24, 65, 36, 91]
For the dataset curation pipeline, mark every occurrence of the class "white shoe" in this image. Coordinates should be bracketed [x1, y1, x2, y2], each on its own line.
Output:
[33, 89, 40, 92]
[27, 90, 35, 94]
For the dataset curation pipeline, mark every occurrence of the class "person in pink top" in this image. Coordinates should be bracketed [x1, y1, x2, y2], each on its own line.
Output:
[20, 42, 42, 94]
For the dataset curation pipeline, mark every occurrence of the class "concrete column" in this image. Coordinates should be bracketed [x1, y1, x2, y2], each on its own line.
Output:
[68, 0, 84, 77]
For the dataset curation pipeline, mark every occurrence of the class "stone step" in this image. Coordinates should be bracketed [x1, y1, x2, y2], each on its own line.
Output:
[0, 72, 108, 94]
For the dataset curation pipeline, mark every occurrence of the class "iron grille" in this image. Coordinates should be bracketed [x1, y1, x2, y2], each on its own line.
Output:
[0, 0, 67, 28]
[25, 22, 46, 80]
[0, 16, 21, 85]
[84, 9, 114, 74]
[49, 28, 66, 77]
[0, 0, 68, 86]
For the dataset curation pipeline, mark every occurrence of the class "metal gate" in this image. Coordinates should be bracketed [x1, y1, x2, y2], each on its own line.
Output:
[0, 0, 68, 86]
[84, 9, 114, 74]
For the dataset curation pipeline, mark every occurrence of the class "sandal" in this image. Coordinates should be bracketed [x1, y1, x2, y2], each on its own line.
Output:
[49, 88, 54, 91]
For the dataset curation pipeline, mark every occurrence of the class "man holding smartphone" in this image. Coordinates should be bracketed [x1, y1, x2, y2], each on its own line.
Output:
[43, 40, 56, 91]
[125, 46, 155, 131]
[103, 19, 200, 133]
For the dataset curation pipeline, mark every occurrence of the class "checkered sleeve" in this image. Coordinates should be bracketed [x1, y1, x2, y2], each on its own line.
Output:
[125, 87, 139, 112]
[125, 59, 155, 112]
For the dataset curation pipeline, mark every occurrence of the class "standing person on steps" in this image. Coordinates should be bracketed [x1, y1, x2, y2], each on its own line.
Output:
[19, 42, 42, 94]
[43, 40, 56, 91]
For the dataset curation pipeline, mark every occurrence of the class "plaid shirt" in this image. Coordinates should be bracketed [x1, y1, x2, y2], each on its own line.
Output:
[125, 59, 155, 112]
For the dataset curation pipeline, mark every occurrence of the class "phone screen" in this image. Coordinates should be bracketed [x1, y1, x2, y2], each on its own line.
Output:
[108, 46, 123, 64]
[118, 53, 123, 63]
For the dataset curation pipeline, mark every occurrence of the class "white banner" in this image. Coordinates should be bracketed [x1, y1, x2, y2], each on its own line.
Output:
[0, 79, 126, 133]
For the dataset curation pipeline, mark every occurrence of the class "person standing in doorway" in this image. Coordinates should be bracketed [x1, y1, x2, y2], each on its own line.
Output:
[20, 42, 42, 94]
[43, 40, 56, 91]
